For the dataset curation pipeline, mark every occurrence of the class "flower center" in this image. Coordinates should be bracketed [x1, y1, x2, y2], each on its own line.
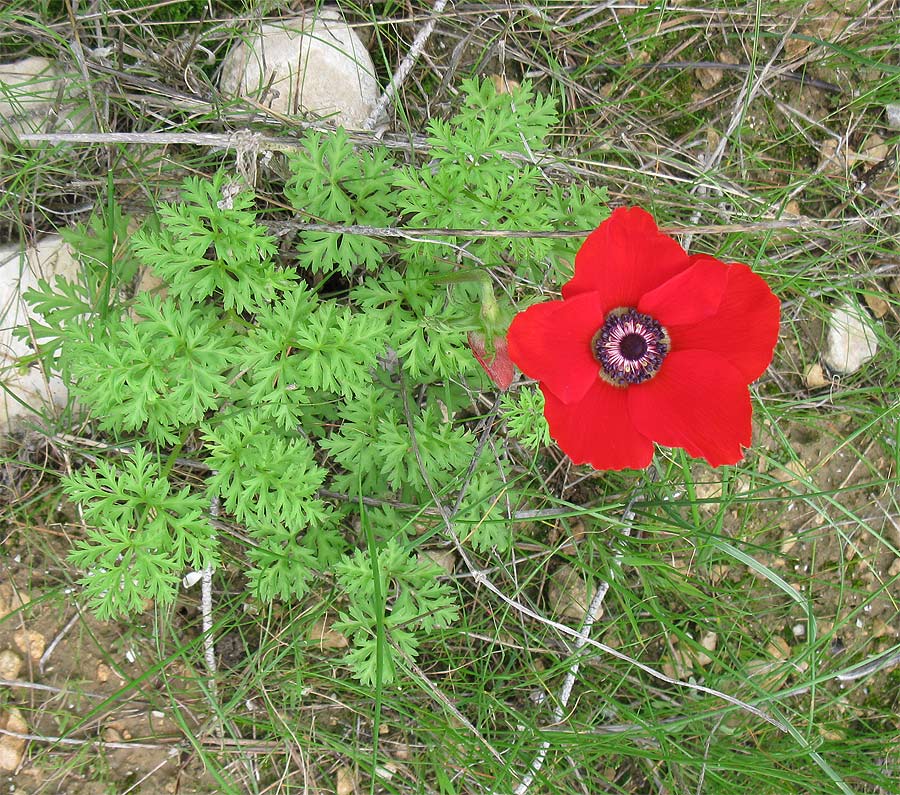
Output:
[592, 308, 669, 387]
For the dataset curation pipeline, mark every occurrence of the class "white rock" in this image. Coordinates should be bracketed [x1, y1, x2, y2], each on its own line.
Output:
[0, 236, 78, 434]
[219, 9, 379, 129]
[0, 56, 89, 140]
[823, 301, 878, 375]
[886, 103, 900, 130]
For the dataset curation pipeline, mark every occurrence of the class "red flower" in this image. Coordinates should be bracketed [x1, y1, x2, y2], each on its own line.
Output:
[507, 207, 780, 470]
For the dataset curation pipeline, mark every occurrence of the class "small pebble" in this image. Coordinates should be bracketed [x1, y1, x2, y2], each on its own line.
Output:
[102, 726, 124, 743]
[0, 650, 23, 680]
[886, 102, 900, 130]
[12, 629, 45, 661]
[336, 765, 357, 795]
[0, 708, 27, 771]
[804, 362, 830, 389]
[308, 618, 349, 650]
[0, 583, 30, 619]
[547, 564, 592, 621]
[864, 292, 890, 319]
[823, 302, 878, 374]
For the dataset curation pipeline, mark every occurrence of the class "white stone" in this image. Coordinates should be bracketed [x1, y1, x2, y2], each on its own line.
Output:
[219, 9, 379, 129]
[885, 103, 900, 130]
[0, 56, 90, 140]
[0, 236, 77, 434]
[823, 301, 878, 375]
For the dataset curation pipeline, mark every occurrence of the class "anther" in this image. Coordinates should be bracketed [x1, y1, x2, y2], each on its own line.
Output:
[592, 308, 669, 386]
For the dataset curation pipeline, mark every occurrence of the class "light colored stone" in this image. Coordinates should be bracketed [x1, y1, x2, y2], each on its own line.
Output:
[781, 534, 799, 555]
[823, 301, 878, 374]
[695, 51, 738, 91]
[12, 629, 45, 661]
[336, 764, 357, 795]
[0, 57, 60, 139]
[804, 362, 830, 389]
[818, 138, 857, 175]
[95, 662, 112, 683]
[695, 65, 724, 90]
[490, 75, 520, 95]
[0, 650, 23, 680]
[784, 200, 802, 217]
[661, 646, 691, 680]
[219, 9, 379, 129]
[694, 480, 723, 501]
[859, 133, 888, 165]
[547, 564, 592, 621]
[421, 549, 456, 575]
[886, 103, 900, 130]
[0, 583, 30, 619]
[696, 632, 717, 667]
[766, 636, 791, 660]
[774, 458, 808, 485]
[102, 726, 124, 743]
[0, 707, 27, 771]
[0, 236, 78, 435]
[864, 292, 890, 319]
[308, 617, 348, 650]
[375, 762, 398, 780]
[0, 56, 90, 140]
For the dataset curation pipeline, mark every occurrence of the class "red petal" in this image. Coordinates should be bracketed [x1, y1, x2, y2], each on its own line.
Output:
[542, 382, 654, 470]
[628, 350, 752, 467]
[507, 292, 605, 405]
[667, 263, 780, 382]
[638, 255, 727, 327]
[562, 208, 691, 312]
[468, 332, 515, 390]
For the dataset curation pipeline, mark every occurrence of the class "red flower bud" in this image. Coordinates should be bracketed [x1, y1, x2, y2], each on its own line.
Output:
[468, 332, 515, 390]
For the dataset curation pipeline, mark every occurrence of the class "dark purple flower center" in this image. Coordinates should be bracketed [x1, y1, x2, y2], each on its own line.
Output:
[592, 308, 669, 387]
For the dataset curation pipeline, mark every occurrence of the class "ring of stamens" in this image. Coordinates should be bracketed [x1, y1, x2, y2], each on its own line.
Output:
[592, 307, 669, 387]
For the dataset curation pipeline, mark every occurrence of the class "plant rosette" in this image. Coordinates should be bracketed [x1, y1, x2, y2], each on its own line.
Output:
[507, 207, 780, 470]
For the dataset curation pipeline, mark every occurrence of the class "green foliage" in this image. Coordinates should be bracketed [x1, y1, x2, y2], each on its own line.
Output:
[286, 128, 395, 275]
[321, 399, 475, 496]
[334, 538, 459, 686]
[17, 201, 138, 362]
[501, 387, 551, 453]
[239, 280, 387, 429]
[426, 77, 557, 160]
[64, 295, 235, 445]
[65, 445, 217, 618]
[131, 172, 292, 314]
[456, 467, 515, 553]
[204, 414, 331, 530]
[21, 78, 608, 686]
